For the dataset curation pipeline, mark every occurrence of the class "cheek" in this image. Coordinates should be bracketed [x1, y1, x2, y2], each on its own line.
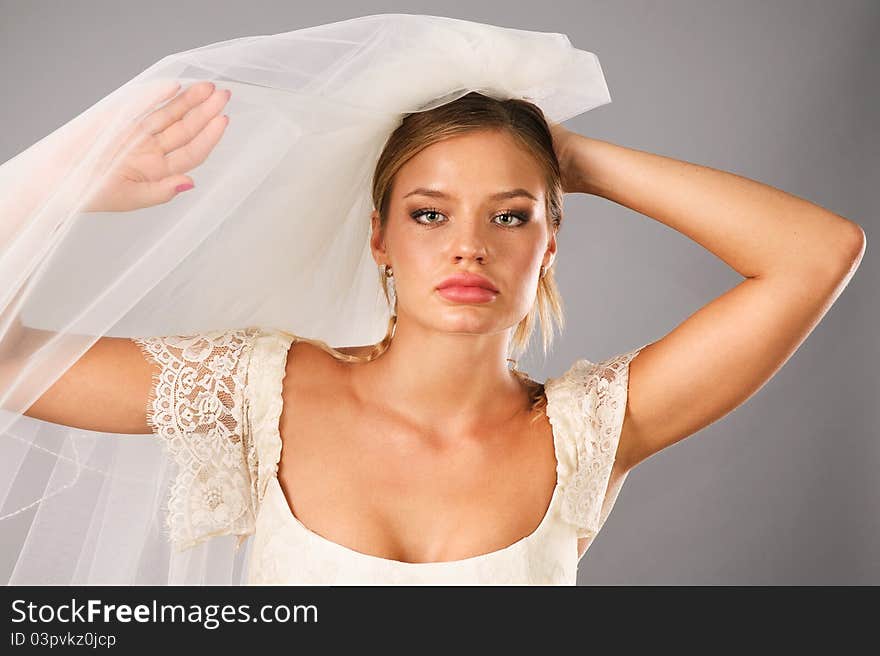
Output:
[395, 240, 436, 274]
[512, 242, 546, 274]
[503, 249, 544, 301]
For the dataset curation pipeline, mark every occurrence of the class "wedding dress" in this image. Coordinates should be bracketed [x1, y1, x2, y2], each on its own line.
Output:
[134, 326, 646, 585]
[0, 13, 635, 585]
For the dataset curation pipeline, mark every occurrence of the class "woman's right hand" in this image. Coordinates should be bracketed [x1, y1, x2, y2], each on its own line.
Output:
[83, 80, 231, 212]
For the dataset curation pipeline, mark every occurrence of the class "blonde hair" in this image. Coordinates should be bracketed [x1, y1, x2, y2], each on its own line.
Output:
[289, 91, 567, 424]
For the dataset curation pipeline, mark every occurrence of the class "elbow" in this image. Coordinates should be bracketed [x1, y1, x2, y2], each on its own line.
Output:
[822, 219, 867, 277]
[762, 220, 866, 281]
[845, 221, 866, 261]
[799, 220, 866, 281]
[836, 220, 866, 273]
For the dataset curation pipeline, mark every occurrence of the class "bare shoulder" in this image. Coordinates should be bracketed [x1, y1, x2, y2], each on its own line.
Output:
[283, 337, 372, 388]
[277, 338, 371, 436]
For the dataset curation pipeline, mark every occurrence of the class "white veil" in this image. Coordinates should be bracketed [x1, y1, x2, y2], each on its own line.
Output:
[0, 13, 612, 585]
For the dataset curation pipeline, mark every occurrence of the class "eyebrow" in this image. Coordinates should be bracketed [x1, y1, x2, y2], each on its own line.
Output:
[402, 187, 539, 202]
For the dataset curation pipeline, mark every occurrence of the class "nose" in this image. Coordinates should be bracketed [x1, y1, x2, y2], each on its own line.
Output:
[449, 218, 489, 266]
[455, 251, 486, 266]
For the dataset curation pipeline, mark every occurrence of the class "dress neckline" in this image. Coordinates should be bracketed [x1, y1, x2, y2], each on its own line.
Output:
[267, 475, 560, 567]
[257, 328, 566, 568]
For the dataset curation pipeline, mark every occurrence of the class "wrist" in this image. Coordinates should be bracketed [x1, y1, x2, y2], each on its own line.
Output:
[563, 134, 610, 197]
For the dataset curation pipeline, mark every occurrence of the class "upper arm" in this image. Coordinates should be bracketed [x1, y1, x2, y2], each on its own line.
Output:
[616, 246, 863, 473]
[20, 335, 157, 434]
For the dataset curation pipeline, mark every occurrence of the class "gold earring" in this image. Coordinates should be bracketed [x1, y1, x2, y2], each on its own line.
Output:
[385, 265, 394, 278]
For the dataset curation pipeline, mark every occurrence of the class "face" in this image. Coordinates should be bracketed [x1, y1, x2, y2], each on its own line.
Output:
[370, 128, 557, 337]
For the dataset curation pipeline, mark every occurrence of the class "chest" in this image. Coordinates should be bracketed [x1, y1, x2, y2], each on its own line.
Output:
[272, 356, 560, 564]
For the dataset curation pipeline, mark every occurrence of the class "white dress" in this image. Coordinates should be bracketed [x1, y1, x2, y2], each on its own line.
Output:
[133, 327, 645, 585]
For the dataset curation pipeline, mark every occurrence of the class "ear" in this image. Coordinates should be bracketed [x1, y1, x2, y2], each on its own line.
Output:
[370, 209, 388, 267]
[542, 226, 558, 271]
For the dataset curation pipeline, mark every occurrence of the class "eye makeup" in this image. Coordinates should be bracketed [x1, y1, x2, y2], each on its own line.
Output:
[409, 207, 531, 228]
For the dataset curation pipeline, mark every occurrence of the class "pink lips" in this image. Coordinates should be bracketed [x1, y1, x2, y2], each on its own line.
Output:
[436, 272, 499, 304]
[437, 286, 497, 303]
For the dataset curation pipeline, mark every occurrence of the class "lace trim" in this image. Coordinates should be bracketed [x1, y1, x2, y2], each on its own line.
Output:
[132, 327, 261, 552]
[545, 343, 648, 539]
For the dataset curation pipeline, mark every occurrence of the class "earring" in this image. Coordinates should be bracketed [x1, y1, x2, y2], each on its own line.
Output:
[540, 265, 546, 278]
[384, 264, 397, 313]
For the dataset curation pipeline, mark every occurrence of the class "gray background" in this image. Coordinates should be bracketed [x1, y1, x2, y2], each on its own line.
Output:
[1, 0, 876, 584]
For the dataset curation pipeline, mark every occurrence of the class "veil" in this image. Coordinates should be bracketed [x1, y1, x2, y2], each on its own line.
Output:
[0, 13, 612, 585]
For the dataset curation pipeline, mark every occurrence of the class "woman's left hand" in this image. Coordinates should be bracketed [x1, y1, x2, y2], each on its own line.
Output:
[548, 122, 584, 194]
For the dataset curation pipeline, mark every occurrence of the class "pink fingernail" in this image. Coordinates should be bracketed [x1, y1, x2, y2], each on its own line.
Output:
[175, 183, 194, 193]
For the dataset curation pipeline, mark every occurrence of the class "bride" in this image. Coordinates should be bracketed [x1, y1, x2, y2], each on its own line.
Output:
[1, 14, 865, 585]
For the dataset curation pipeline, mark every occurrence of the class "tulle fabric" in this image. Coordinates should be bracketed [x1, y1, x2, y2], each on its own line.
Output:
[0, 13, 612, 584]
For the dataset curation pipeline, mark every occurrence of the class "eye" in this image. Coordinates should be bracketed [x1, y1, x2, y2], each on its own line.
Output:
[410, 208, 531, 228]
[410, 207, 446, 225]
[493, 211, 530, 228]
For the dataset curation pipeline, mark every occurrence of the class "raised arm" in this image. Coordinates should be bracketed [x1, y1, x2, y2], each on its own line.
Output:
[2, 81, 234, 435]
[550, 126, 866, 472]
[5, 322, 157, 434]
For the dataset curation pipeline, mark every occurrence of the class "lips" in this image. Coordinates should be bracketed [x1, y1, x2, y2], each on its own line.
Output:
[436, 272, 499, 293]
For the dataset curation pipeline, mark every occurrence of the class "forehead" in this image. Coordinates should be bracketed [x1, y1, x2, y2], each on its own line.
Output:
[394, 129, 545, 201]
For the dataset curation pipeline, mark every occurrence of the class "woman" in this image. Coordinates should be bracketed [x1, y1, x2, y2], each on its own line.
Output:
[1, 15, 865, 585]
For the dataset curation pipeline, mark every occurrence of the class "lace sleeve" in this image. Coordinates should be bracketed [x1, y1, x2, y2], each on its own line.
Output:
[131, 326, 262, 553]
[547, 344, 648, 541]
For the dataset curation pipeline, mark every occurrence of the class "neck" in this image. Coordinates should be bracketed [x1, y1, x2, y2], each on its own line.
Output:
[348, 313, 528, 436]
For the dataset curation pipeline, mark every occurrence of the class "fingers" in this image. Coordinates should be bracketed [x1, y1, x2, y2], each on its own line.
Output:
[142, 81, 219, 142]
[153, 85, 230, 159]
[164, 113, 230, 175]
